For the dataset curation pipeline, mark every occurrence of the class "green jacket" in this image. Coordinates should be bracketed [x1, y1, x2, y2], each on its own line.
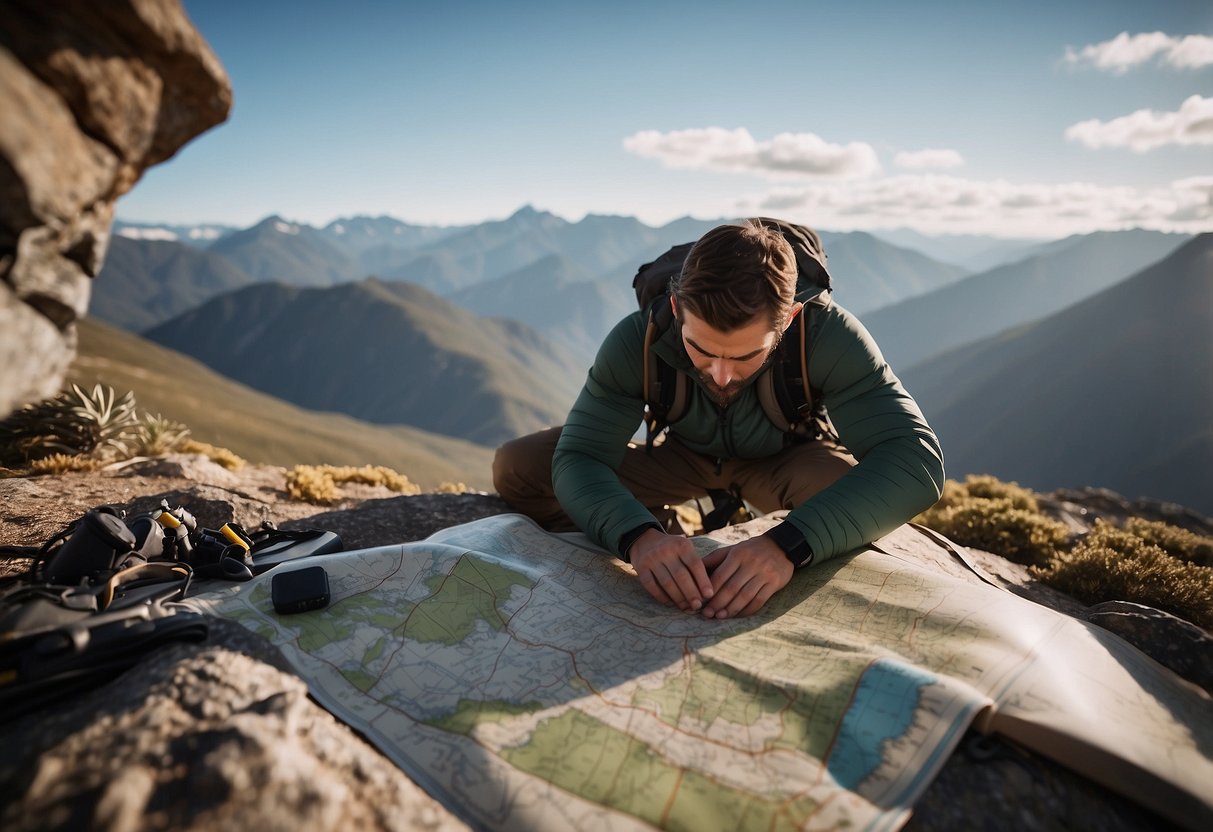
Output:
[551, 298, 945, 562]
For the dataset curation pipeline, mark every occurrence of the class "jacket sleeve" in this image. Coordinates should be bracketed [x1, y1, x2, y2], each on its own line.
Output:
[783, 304, 945, 562]
[551, 312, 659, 555]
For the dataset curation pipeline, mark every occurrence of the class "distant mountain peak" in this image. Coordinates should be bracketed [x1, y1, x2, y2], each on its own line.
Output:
[251, 214, 311, 235]
[506, 204, 562, 225]
[117, 226, 179, 242]
[112, 221, 235, 247]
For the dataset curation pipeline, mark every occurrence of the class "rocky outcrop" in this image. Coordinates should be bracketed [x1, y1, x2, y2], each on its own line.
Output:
[1041, 486, 1213, 538]
[0, 0, 231, 417]
[1084, 600, 1213, 693]
[0, 617, 469, 832]
[1, 463, 1204, 830]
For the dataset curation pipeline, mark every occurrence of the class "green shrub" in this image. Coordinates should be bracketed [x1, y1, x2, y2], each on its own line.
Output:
[286, 465, 338, 504]
[323, 464, 421, 494]
[285, 464, 421, 504]
[914, 476, 1069, 566]
[179, 439, 247, 471]
[950, 474, 1040, 510]
[1122, 518, 1213, 567]
[1034, 521, 1213, 629]
[26, 453, 103, 475]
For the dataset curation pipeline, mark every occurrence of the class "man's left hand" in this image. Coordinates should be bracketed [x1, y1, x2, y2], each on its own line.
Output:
[699, 535, 794, 619]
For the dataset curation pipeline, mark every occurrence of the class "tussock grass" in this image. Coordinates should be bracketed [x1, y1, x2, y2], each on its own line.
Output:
[286, 464, 422, 504]
[915, 475, 1213, 629]
[26, 453, 104, 475]
[286, 466, 339, 504]
[1033, 521, 1213, 629]
[1122, 518, 1213, 567]
[913, 475, 1070, 566]
[179, 439, 247, 471]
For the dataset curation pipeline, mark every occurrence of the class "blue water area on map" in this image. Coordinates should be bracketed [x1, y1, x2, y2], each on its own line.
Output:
[827, 658, 937, 790]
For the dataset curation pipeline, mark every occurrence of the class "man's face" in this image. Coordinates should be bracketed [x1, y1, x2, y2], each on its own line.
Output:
[676, 302, 784, 406]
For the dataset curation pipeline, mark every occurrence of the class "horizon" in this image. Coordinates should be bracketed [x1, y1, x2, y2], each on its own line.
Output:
[116, 0, 1213, 239]
[113, 204, 1201, 245]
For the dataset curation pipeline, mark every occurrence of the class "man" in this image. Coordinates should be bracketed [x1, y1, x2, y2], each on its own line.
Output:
[494, 219, 943, 619]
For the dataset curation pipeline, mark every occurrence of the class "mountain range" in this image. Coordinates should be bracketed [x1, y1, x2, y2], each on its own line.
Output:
[862, 229, 1190, 370]
[68, 317, 496, 489]
[98, 209, 1208, 514]
[446, 254, 632, 368]
[206, 216, 363, 286]
[102, 208, 973, 332]
[143, 278, 584, 446]
[816, 231, 969, 314]
[900, 233, 1212, 513]
[93, 236, 258, 331]
[869, 228, 1046, 273]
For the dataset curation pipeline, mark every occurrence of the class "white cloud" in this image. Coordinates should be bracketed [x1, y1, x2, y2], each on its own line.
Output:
[734, 174, 1213, 237]
[1064, 95, 1213, 152]
[894, 149, 964, 170]
[1165, 35, 1213, 69]
[1167, 176, 1213, 221]
[622, 127, 880, 179]
[1064, 31, 1213, 73]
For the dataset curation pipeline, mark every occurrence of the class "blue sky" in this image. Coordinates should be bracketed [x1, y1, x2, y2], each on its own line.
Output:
[117, 0, 1213, 238]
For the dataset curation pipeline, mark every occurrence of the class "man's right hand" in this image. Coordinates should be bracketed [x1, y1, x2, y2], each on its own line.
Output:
[627, 528, 715, 611]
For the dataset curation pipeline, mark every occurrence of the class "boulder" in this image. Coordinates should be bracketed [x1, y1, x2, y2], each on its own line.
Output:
[0, 619, 467, 832]
[0, 0, 231, 417]
[1084, 600, 1213, 694]
[1042, 487, 1213, 538]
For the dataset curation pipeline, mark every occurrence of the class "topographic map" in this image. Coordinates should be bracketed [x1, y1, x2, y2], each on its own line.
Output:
[184, 514, 1213, 831]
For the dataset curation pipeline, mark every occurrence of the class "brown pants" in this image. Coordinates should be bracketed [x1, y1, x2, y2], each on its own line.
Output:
[493, 426, 856, 533]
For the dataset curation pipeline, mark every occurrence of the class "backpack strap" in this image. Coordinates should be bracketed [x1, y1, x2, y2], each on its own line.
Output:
[756, 294, 835, 437]
[755, 307, 811, 434]
[644, 296, 830, 446]
[642, 300, 689, 452]
[634, 220, 833, 446]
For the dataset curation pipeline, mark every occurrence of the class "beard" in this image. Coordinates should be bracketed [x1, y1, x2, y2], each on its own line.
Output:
[693, 336, 781, 407]
[697, 372, 746, 407]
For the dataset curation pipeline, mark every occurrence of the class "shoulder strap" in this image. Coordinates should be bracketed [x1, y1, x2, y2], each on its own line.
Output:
[756, 304, 814, 433]
[645, 297, 829, 443]
[641, 299, 689, 452]
[636, 221, 833, 444]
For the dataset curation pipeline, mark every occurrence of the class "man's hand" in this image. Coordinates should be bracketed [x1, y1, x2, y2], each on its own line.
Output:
[628, 528, 715, 611]
[699, 536, 793, 619]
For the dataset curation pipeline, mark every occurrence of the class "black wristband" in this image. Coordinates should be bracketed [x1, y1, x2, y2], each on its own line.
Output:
[617, 522, 661, 563]
[763, 522, 814, 568]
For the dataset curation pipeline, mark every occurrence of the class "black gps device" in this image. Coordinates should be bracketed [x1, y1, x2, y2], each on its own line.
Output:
[271, 565, 330, 614]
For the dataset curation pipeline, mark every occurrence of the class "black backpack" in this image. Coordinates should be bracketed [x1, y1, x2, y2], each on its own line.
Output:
[630, 218, 834, 451]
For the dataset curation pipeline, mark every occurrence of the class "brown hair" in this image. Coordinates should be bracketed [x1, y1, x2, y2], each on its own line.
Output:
[671, 219, 798, 331]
